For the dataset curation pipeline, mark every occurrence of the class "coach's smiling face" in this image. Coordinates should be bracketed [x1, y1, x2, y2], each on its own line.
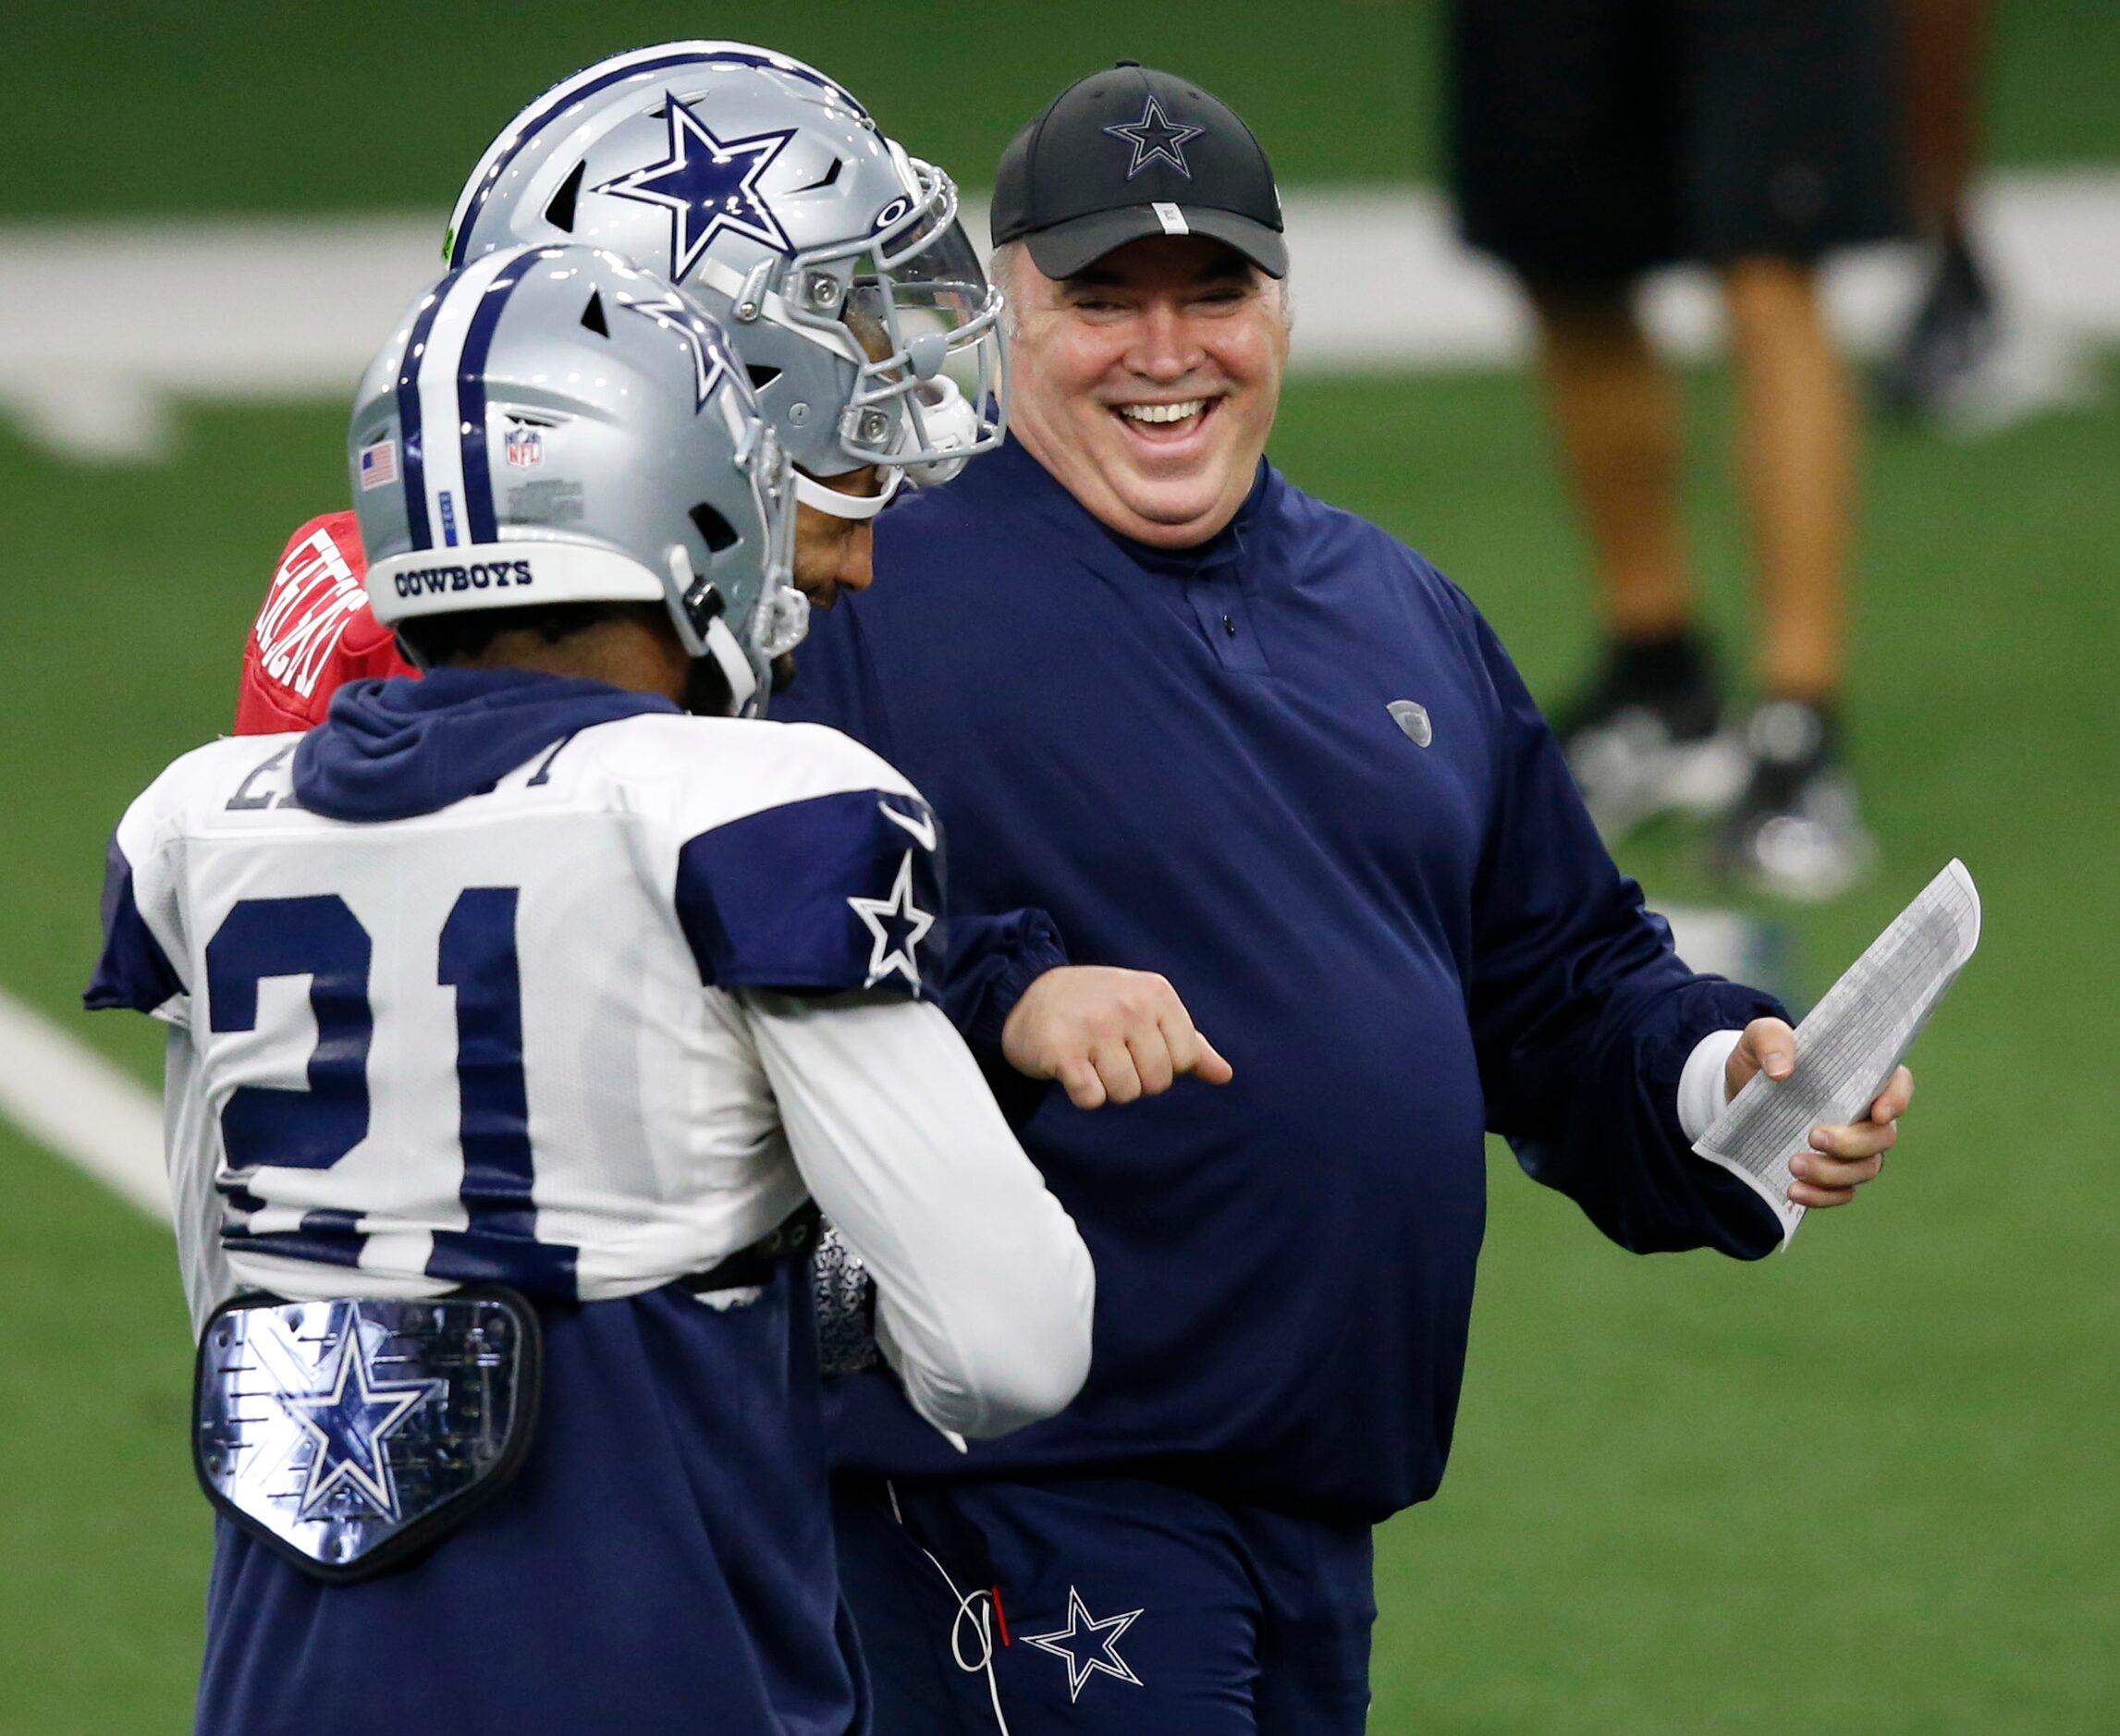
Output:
[1004, 235, 1289, 548]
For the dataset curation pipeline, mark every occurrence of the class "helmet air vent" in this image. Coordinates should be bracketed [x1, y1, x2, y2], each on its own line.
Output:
[796, 156, 845, 193]
[580, 290, 610, 337]
[745, 364, 782, 392]
[689, 503, 740, 554]
[544, 161, 586, 233]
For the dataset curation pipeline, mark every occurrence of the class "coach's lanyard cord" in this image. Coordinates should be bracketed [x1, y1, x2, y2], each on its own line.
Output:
[887, 1478, 1012, 1736]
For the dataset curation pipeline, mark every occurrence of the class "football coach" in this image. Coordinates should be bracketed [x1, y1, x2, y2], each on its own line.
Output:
[778, 62, 1914, 1732]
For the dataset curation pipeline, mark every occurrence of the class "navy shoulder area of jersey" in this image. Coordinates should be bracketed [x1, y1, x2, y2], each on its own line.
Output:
[676, 784, 944, 1000]
[84, 828, 185, 1013]
[82, 735, 263, 1016]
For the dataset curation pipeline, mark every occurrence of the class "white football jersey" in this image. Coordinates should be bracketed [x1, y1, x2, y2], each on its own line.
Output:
[94, 714, 950, 1314]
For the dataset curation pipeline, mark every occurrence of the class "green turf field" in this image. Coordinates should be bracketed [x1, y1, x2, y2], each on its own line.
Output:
[5, 362, 2115, 1730]
[4, 2, 2118, 1729]
[7, 0, 2120, 216]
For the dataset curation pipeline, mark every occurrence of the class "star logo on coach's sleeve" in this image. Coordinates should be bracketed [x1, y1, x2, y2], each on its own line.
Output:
[619, 291, 739, 413]
[274, 1305, 443, 1522]
[1020, 1585, 1146, 1703]
[1101, 95, 1206, 180]
[595, 98, 798, 277]
[847, 850, 936, 991]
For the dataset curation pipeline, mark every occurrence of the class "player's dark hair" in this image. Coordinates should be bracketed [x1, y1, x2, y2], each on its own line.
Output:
[397, 601, 666, 669]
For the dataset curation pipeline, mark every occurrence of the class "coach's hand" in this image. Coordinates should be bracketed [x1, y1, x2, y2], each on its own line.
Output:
[1003, 966, 1234, 1110]
[1723, 1017, 1913, 1210]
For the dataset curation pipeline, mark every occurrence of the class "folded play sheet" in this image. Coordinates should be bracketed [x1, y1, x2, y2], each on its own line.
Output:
[1695, 860, 1981, 1248]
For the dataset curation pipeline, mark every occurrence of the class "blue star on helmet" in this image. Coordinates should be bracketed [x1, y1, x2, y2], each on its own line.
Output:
[620, 291, 740, 413]
[1020, 1585, 1146, 1704]
[1101, 95, 1206, 180]
[595, 98, 799, 277]
[274, 1305, 443, 1522]
[847, 850, 936, 991]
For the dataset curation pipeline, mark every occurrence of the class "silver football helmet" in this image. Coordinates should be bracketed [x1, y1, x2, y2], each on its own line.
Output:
[349, 243, 800, 715]
[445, 42, 1006, 519]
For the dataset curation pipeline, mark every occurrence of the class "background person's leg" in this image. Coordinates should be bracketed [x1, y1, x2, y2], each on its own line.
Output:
[1683, 0, 1906, 896]
[1527, 280, 1743, 836]
[1722, 258, 1853, 706]
[1877, 0, 2003, 421]
[1530, 281, 1694, 647]
[1710, 256, 1875, 898]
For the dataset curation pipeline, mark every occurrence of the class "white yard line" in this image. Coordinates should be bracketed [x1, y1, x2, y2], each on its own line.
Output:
[0, 987, 170, 1221]
[1, 171, 2115, 459]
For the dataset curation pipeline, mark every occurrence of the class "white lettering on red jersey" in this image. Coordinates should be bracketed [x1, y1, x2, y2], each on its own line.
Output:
[235, 512, 413, 735]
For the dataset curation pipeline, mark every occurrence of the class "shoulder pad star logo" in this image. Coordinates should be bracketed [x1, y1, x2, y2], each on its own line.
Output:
[1102, 95, 1206, 180]
[595, 98, 799, 277]
[619, 290, 739, 413]
[847, 849, 936, 991]
[273, 1305, 443, 1522]
[1021, 1585, 1146, 1703]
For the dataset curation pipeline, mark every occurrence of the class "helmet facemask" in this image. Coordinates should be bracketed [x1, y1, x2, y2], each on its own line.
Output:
[779, 153, 1008, 476]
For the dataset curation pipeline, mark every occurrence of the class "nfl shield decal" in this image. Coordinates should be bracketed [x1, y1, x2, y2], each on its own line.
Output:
[503, 422, 544, 469]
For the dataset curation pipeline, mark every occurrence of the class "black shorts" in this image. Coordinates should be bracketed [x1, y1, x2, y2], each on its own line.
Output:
[1449, 0, 1910, 286]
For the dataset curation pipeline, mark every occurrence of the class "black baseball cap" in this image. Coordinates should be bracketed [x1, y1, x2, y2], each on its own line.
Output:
[991, 62, 1287, 279]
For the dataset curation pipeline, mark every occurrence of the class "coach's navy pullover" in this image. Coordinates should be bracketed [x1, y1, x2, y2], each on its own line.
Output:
[777, 437, 1783, 1523]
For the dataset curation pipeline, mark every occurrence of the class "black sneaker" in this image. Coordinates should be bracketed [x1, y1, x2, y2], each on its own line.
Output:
[1553, 632, 1748, 839]
[1876, 238, 1998, 424]
[1710, 700, 1875, 902]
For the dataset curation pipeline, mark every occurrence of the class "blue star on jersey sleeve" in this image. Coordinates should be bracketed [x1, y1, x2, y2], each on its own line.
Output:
[675, 790, 945, 997]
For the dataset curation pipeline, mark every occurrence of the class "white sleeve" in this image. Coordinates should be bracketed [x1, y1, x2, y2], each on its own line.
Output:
[742, 990, 1095, 1440]
[1678, 1028, 1746, 1144]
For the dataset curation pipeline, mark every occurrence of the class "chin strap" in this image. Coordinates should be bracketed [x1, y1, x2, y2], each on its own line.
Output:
[796, 466, 901, 522]
[703, 616, 760, 715]
[668, 541, 762, 716]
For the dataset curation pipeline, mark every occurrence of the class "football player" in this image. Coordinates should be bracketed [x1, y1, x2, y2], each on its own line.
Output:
[239, 40, 1004, 733]
[88, 244, 1091, 1736]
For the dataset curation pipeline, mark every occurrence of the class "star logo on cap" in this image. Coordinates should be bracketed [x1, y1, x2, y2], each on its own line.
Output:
[619, 290, 739, 413]
[595, 97, 798, 278]
[1102, 94, 1206, 180]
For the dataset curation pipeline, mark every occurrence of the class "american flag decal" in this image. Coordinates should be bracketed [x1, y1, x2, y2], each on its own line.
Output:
[359, 439, 398, 490]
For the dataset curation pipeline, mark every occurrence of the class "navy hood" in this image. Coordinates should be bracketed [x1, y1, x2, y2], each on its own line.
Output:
[293, 668, 680, 823]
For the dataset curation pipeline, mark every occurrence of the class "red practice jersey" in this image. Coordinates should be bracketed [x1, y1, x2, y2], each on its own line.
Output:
[234, 512, 413, 735]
